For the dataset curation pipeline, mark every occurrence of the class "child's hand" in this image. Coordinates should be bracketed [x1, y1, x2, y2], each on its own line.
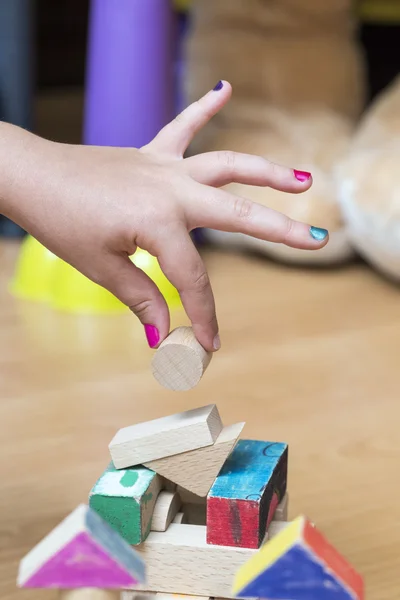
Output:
[1, 81, 328, 352]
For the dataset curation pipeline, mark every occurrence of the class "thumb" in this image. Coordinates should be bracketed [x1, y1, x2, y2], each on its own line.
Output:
[100, 253, 170, 348]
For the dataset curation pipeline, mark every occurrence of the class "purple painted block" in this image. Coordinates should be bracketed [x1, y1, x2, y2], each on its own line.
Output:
[23, 531, 138, 588]
[17, 504, 146, 589]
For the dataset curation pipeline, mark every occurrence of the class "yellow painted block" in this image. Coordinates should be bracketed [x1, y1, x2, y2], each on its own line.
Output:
[232, 516, 303, 594]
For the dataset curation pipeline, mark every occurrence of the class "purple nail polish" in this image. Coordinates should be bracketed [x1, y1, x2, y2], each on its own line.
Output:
[213, 80, 223, 91]
[144, 324, 160, 348]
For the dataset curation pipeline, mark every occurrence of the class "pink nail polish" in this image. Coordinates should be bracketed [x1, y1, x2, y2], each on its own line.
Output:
[294, 169, 312, 182]
[144, 324, 160, 348]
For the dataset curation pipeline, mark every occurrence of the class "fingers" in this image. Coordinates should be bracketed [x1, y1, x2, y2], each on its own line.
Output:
[156, 229, 219, 353]
[190, 184, 329, 250]
[98, 253, 170, 348]
[144, 80, 232, 158]
[183, 151, 313, 192]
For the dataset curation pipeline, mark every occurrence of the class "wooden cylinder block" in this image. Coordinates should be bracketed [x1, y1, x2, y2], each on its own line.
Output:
[151, 491, 181, 531]
[151, 326, 212, 391]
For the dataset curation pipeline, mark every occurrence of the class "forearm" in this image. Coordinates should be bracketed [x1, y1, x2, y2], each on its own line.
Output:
[0, 121, 48, 228]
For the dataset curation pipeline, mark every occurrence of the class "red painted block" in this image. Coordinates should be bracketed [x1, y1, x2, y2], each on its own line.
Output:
[233, 515, 364, 600]
[207, 440, 288, 548]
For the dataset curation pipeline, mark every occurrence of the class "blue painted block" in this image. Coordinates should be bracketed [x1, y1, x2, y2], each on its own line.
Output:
[239, 544, 359, 600]
[207, 440, 288, 548]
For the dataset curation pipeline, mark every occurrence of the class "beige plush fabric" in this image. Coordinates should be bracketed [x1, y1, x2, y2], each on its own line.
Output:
[184, 0, 367, 264]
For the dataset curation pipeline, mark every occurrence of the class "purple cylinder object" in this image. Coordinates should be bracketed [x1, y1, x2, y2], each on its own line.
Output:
[83, 0, 175, 148]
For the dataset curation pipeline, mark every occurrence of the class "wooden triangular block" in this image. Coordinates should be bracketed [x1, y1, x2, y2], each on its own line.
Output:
[17, 504, 146, 589]
[144, 423, 245, 497]
[233, 515, 364, 600]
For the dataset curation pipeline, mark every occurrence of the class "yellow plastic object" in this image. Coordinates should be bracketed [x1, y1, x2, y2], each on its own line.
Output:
[358, 0, 400, 22]
[174, 0, 191, 12]
[11, 236, 181, 314]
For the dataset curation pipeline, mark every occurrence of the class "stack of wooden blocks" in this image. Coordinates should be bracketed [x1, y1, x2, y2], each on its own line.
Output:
[16, 401, 365, 600]
[88, 403, 290, 600]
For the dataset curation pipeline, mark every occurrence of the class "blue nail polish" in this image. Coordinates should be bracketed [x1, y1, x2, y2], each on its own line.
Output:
[213, 80, 223, 91]
[310, 226, 328, 241]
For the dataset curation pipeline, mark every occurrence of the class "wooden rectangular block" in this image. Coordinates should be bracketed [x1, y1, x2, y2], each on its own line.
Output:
[274, 492, 288, 521]
[207, 440, 288, 548]
[109, 404, 223, 469]
[17, 504, 145, 589]
[267, 520, 290, 539]
[177, 486, 206, 525]
[132, 524, 258, 599]
[233, 515, 364, 600]
[144, 423, 245, 497]
[121, 595, 209, 600]
[89, 462, 162, 544]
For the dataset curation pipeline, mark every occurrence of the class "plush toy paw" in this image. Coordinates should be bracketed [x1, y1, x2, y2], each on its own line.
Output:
[337, 75, 400, 281]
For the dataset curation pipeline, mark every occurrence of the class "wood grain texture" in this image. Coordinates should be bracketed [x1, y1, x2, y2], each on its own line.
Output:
[151, 327, 212, 391]
[176, 487, 206, 525]
[144, 423, 245, 497]
[133, 524, 258, 598]
[150, 491, 181, 532]
[207, 440, 288, 548]
[88, 463, 162, 545]
[60, 591, 118, 600]
[1, 239, 399, 600]
[109, 404, 222, 469]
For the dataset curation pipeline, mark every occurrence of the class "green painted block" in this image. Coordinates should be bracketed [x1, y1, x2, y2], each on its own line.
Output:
[89, 462, 162, 545]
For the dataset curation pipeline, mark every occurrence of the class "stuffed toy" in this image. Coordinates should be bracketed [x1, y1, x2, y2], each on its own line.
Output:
[184, 0, 400, 281]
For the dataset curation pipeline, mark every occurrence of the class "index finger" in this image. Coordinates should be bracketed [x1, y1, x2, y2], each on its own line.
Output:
[156, 229, 219, 353]
[145, 81, 232, 158]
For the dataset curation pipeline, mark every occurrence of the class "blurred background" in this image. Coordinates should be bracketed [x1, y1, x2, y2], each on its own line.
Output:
[1, 0, 400, 235]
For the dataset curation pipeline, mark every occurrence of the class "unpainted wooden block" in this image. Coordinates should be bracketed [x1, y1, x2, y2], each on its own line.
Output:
[89, 462, 162, 544]
[176, 486, 204, 505]
[233, 515, 364, 600]
[121, 595, 209, 600]
[151, 326, 212, 391]
[207, 440, 288, 548]
[151, 491, 181, 532]
[182, 503, 206, 525]
[145, 423, 245, 497]
[160, 478, 177, 493]
[176, 486, 206, 525]
[17, 504, 145, 589]
[274, 492, 288, 521]
[132, 524, 258, 598]
[156, 595, 211, 600]
[60, 591, 118, 600]
[267, 520, 290, 539]
[109, 404, 223, 469]
[120, 594, 157, 600]
[120, 594, 156, 600]
[172, 512, 188, 524]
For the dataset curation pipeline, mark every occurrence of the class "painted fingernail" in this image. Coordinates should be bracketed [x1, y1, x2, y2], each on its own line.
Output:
[310, 226, 329, 241]
[144, 324, 160, 348]
[213, 80, 223, 91]
[213, 333, 221, 350]
[294, 169, 312, 182]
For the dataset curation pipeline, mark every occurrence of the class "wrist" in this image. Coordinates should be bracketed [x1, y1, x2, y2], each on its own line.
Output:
[0, 122, 51, 227]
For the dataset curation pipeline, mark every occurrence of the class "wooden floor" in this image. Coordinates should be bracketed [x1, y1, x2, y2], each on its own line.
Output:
[1, 237, 400, 599]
